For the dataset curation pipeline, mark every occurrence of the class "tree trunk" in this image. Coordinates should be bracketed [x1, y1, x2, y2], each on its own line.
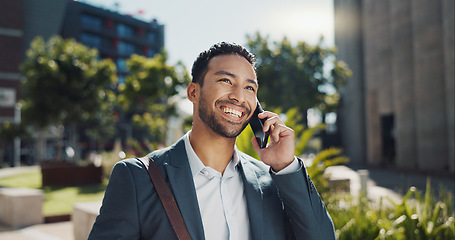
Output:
[70, 123, 80, 161]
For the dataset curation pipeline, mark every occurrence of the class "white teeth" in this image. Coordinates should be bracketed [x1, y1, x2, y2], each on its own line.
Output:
[222, 107, 242, 118]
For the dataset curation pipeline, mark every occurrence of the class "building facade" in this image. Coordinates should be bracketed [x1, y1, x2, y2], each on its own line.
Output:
[0, 1, 24, 123]
[61, 1, 164, 84]
[334, 0, 454, 174]
[0, 0, 164, 165]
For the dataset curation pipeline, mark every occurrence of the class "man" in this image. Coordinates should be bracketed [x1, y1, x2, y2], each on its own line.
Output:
[88, 42, 336, 240]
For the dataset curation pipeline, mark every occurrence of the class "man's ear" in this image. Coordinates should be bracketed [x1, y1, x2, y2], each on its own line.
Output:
[187, 82, 199, 103]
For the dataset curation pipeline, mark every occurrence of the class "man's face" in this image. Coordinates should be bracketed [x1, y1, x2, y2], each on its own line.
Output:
[196, 54, 258, 138]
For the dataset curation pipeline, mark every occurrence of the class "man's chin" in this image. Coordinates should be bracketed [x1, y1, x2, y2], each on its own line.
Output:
[224, 123, 249, 138]
[211, 122, 247, 139]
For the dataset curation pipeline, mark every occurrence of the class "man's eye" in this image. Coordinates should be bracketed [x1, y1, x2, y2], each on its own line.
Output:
[246, 86, 256, 92]
[219, 79, 231, 84]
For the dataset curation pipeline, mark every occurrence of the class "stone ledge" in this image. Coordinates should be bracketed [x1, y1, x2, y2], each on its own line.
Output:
[0, 188, 44, 228]
[73, 201, 101, 240]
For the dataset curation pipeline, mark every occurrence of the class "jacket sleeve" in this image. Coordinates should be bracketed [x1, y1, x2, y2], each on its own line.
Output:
[271, 159, 336, 240]
[88, 161, 141, 240]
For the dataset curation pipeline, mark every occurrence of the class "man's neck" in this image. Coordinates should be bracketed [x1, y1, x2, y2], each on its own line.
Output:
[189, 126, 236, 174]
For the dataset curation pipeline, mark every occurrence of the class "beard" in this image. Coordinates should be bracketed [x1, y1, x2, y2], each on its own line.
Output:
[198, 91, 250, 138]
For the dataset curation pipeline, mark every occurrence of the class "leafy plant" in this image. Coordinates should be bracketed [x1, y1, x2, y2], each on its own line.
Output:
[327, 178, 455, 240]
[386, 179, 455, 240]
[332, 194, 383, 240]
[118, 53, 190, 144]
[236, 107, 349, 194]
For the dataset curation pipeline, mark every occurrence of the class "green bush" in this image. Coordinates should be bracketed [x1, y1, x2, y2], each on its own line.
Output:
[236, 107, 349, 192]
[385, 179, 455, 240]
[328, 179, 455, 240]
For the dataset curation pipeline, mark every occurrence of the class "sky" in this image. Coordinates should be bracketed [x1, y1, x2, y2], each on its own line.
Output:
[81, 0, 335, 69]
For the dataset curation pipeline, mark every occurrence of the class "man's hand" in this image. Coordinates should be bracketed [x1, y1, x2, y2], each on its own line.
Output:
[251, 111, 295, 172]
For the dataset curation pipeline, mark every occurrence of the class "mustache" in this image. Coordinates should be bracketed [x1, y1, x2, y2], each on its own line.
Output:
[215, 100, 251, 116]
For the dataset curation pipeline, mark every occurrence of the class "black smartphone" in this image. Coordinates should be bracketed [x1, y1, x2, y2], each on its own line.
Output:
[249, 102, 270, 148]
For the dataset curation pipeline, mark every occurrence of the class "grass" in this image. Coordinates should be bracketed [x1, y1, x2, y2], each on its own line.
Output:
[0, 169, 107, 216]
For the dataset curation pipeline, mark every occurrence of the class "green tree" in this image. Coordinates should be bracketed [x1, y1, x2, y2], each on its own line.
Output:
[20, 36, 117, 160]
[118, 52, 190, 147]
[247, 33, 351, 125]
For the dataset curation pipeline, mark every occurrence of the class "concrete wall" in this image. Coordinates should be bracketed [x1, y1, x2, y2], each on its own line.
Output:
[389, 0, 418, 169]
[412, 0, 448, 171]
[333, 0, 366, 165]
[363, 0, 392, 166]
[442, 0, 455, 173]
[334, 0, 454, 173]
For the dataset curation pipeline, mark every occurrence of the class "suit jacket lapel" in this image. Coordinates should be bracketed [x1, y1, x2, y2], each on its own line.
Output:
[164, 139, 205, 240]
[239, 157, 264, 240]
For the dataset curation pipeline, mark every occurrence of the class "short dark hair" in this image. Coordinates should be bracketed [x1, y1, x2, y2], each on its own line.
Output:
[191, 42, 256, 86]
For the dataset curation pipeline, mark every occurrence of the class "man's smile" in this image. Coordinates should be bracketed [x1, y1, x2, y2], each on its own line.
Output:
[216, 100, 251, 123]
[221, 106, 243, 119]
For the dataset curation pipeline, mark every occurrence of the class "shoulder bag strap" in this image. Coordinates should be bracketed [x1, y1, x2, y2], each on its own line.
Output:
[137, 156, 192, 240]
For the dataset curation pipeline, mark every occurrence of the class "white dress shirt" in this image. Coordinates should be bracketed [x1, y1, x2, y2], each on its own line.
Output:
[183, 131, 300, 240]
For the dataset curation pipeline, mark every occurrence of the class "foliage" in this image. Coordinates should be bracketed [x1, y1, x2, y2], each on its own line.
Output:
[236, 124, 260, 159]
[20, 36, 117, 157]
[326, 179, 455, 240]
[236, 107, 348, 194]
[0, 121, 28, 142]
[125, 138, 156, 158]
[330, 194, 387, 240]
[386, 179, 455, 240]
[20, 36, 117, 129]
[118, 53, 190, 144]
[306, 147, 349, 193]
[246, 33, 351, 123]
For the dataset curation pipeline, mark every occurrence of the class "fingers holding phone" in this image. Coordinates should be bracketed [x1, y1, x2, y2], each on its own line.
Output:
[251, 109, 295, 172]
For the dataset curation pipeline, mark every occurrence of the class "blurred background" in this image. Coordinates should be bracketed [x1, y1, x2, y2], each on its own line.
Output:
[0, 0, 453, 239]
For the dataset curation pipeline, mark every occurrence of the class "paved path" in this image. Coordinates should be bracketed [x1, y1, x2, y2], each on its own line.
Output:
[0, 165, 39, 178]
[0, 222, 73, 240]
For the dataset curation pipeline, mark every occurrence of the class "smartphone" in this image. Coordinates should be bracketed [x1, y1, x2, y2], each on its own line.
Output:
[249, 102, 270, 148]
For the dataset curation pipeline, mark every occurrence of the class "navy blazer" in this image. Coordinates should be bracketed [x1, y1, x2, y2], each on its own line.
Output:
[88, 138, 335, 240]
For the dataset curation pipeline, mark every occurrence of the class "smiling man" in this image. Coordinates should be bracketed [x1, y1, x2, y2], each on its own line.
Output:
[88, 42, 336, 240]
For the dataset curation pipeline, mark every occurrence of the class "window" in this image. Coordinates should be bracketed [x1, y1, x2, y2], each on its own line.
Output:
[116, 58, 127, 72]
[147, 32, 156, 42]
[117, 23, 134, 38]
[81, 14, 102, 30]
[118, 41, 135, 55]
[80, 33, 101, 47]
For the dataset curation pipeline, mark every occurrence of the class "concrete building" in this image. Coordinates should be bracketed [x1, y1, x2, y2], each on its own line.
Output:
[334, 0, 454, 174]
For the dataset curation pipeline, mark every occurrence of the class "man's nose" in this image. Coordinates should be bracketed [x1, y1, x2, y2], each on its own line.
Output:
[228, 85, 246, 103]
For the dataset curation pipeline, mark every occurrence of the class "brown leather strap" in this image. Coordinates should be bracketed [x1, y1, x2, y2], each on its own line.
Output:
[137, 156, 192, 240]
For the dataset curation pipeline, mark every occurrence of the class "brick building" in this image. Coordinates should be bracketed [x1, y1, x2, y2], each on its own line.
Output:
[0, 1, 23, 123]
[334, 0, 454, 174]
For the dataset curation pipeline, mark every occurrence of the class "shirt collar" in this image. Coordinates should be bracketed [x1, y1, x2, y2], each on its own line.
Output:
[183, 130, 240, 178]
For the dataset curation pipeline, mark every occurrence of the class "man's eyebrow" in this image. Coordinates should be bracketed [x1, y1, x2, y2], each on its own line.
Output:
[247, 79, 259, 88]
[214, 70, 236, 77]
[214, 70, 258, 87]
